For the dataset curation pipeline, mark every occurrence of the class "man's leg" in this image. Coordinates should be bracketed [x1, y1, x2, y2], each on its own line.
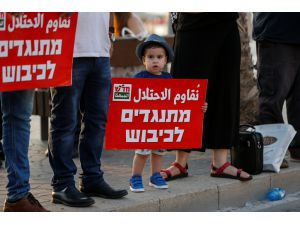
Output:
[0, 101, 3, 167]
[0, 101, 4, 161]
[1, 90, 33, 201]
[1, 90, 48, 211]
[286, 46, 300, 158]
[79, 57, 127, 199]
[257, 42, 299, 164]
[49, 58, 95, 207]
[257, 41, 297, 124]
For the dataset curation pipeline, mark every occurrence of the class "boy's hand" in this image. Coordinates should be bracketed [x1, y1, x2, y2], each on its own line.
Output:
[202, 102, 208, 113]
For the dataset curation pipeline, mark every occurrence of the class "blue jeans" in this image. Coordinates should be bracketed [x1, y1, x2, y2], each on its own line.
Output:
[0, 90, 34, 201]
[48, 57, 111, 191]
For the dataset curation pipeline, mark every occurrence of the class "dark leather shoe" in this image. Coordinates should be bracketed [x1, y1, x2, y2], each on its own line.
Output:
[52, 186, 95, 207]
[4, 192, 49, 212]
[80, 181, 128, 199]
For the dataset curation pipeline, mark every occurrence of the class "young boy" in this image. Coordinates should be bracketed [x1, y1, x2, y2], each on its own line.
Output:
[130, 34, 207, 192]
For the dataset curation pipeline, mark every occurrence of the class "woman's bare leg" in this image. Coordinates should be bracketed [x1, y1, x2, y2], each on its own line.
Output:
[211, 149, 251, 178]
[160, 151, 189, 179]
[132, 154, 148, 176]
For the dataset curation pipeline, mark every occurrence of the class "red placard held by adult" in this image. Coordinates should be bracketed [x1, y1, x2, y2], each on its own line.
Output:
[106, 77, 208, 150]
[0, 12, 78, 92]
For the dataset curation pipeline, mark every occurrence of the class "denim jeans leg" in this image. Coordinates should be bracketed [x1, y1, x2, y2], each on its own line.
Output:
[49, 58, 87, 191]
[0, 101, 3, 155]
[0, 100, 2, 139]
[79, 57, 111, 188]
[0, 90, 34, 202]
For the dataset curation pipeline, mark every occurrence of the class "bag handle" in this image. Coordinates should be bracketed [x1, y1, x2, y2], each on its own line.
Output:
[239, 124, 256, 132]
[121, 27, 148, 41]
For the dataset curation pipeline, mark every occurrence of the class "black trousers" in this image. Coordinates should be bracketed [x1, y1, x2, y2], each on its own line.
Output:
[257, 41, 300, 147]
[172, 20, 241, 151]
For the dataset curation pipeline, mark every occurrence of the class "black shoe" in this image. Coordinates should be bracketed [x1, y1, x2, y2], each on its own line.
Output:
[52, 186, 95, 207]
[0, 159, 2, 168]
[80, 181, 128, 199]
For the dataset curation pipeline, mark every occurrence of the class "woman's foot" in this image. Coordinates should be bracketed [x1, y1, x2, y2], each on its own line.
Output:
[160, 162, 188, 181]
[160, 165, 179, 179]
[211, 162, 252, 181]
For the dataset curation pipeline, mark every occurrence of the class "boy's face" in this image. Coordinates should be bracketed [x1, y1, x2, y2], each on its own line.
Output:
[142, 47, 167, 75]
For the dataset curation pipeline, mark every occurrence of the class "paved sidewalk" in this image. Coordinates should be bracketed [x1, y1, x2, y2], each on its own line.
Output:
[1, 116, 300, 212]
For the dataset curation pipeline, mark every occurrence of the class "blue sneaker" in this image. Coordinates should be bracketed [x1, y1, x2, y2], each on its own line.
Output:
[149, 172, 168, 189]
[130, 175, 144, 192]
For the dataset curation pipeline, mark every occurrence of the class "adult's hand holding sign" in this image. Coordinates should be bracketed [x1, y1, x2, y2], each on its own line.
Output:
[106, 78, 208, 150]
[0, 12, 78, 91]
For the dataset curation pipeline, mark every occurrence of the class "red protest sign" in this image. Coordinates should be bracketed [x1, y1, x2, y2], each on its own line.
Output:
[105, 78, 208, 150]
[0, 12, 78, 92]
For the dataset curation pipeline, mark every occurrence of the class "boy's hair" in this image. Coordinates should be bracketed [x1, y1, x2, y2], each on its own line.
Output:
[142, 43, 168, 59]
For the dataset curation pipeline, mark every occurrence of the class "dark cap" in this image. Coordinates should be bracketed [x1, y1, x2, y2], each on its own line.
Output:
[135, 34, 174, 63]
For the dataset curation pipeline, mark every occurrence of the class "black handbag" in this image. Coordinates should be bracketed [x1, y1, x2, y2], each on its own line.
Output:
[231, 124, 264, 175]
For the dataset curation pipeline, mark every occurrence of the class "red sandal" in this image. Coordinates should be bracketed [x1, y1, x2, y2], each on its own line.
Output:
[161, 162, 188, 181]
[210, 162, 252, 181]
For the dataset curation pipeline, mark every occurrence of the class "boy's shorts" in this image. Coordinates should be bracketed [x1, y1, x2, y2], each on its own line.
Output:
[135, 149, 166, 156]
